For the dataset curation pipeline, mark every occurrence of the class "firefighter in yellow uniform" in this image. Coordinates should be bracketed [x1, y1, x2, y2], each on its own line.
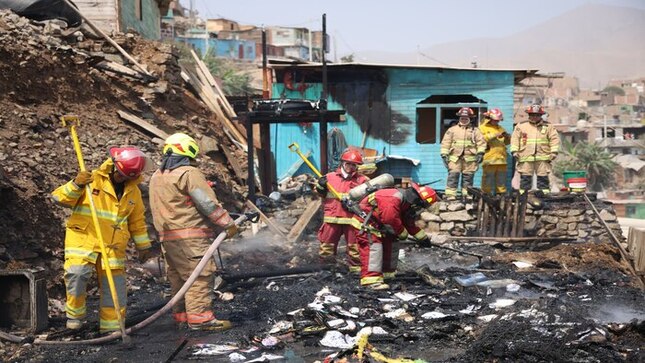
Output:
[52, 147, 152, 332]
[440, 107, 487, 199]
[479, 108, 510, 194]
[149, 133, 237, 331]
[510, 104, 560, 194]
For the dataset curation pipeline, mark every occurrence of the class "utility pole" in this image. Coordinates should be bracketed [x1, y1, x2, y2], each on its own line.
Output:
[308, 28, 312, 62]
[333, 30, 337, 63]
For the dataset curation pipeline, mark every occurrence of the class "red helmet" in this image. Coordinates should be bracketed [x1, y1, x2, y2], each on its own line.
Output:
[411, 182, 438, 206]
[109, 147, 148, 178]
[525, 104, 545, 115]
[456, 107, 475, 118]
[487, 108, 503, 121]
[340, 148, 363, 165]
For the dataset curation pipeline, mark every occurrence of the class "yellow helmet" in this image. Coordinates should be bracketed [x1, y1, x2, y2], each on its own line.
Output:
[163, 133, 199, 158]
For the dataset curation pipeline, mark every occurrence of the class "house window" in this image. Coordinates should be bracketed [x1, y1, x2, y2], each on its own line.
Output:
[135, 0, 143, 21]
[416, 94, 488, 144]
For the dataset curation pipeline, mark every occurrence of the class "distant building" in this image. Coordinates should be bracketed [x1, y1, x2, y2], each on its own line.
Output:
[75, 0, 171, 40]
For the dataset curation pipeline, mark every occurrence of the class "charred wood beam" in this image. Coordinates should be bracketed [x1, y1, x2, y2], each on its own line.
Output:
[221, 265, 332, 282]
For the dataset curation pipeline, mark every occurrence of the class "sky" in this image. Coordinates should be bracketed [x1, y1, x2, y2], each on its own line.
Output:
[180, 0, 645, 60]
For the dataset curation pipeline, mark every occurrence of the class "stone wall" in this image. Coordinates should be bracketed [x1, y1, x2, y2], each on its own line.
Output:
[417, 195, 624, 243]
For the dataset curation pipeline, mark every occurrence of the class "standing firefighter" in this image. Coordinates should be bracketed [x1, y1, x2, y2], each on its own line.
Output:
[510, 105, 560, 194]
[350, 183, 437, 290]
[315, 149, 369, 272]
[440, 107, 487, 199]
[52, 147, 152, 332]
[479, 108, 510, 194]
[149, 133, 237, 331]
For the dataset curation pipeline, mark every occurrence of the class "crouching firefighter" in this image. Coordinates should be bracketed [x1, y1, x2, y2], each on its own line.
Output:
[315, 148, 369, 272]
[51, 147, 152, 332]
[149, 133, 238, 331]
[350, 183, 438, 290]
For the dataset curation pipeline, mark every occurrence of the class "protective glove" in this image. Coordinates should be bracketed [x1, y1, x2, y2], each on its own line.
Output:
[417, 236, 432, 248]
[74, 171, 94, 187]
[550, 153, 558, 161]
[316, 175, 328, 192]
[441, 155, 449, 169]
[137, 248, 153, 263]
[476, 153, 484, 164]
[224, 223, 238, 239]
[382, 224, 396, 236]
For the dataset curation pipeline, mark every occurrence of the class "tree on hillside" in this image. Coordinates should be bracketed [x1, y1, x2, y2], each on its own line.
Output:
[602, 85, 625, 96]
[340, 54, 354, 63]
[173, 43, 253, 96]
[202, 52, 253, 96]
[553, 140, 618, 192]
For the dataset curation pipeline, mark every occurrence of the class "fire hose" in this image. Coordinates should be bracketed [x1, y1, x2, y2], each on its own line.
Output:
[0, 213, 258, 345]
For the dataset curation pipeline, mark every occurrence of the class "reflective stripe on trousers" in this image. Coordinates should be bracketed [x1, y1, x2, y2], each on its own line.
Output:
[64, 256, 127, 332]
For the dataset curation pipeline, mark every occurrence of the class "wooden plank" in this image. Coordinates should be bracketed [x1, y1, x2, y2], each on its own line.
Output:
[117, 110, 169, 139]
[190, 49, 238, 118]
[287, 199, 322, 243]
[627, 227, 645, 272]
[245, 200, 287, 238]
[188, 53, 246, 145]
[183, 66, 248, 149]
[219, 142, 245, 184]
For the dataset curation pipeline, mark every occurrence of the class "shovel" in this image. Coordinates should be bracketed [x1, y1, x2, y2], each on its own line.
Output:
[288, 142, 343, 200]
[60, 115, 130, 344]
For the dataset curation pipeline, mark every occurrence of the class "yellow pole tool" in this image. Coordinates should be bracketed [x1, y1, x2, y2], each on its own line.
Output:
[60, 115, 130, 343]
[288, 142, 342, 200]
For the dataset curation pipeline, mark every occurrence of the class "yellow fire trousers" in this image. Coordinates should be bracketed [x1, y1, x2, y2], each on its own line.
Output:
[64, 256, 126, 333]
[481, 164, 507, 194]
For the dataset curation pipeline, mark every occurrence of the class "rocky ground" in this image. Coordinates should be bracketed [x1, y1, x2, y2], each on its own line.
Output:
[0, 9, 643, 363]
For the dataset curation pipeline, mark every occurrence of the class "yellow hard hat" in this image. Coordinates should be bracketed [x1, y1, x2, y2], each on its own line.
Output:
[163, 133, 199, 158]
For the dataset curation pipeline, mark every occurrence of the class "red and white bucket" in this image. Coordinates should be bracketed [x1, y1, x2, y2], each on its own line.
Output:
[567, 177, 587, 192]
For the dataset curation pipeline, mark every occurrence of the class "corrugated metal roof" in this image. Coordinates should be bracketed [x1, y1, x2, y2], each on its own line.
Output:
[614, 154, 645, 171]
[269, 60, 538, 73]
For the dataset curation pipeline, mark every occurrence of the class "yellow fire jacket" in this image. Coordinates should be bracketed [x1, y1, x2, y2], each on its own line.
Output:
[149, 165, 234, 242]
[479, 119, 510, 165]
[510, 121, 560, 162]
[440, 124, 486, 162]
[52, 158, 152, 269]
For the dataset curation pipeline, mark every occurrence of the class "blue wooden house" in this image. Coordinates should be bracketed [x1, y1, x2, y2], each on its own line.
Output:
[268, 62, 536, 188]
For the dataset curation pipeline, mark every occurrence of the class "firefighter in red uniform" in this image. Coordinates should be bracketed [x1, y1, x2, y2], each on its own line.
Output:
[316, 149, 369, 272]
[350, 183, 438, 290]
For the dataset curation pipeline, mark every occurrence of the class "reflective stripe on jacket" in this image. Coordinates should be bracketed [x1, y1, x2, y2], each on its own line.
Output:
[322, 169, 369, 224]
[149, 165, 233, 242]
[350, 188, 426, 240]
[52, 158, 151, 269]
[440, 124, 487, 162]
[510, 121, 560, 162]
[479, 119, 510, 165]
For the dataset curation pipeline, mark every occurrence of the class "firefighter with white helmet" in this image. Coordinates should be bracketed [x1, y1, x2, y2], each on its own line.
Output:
[440, 107, 487, 199]
[510, 105, 560, 194]
[479, 108, 510, 194]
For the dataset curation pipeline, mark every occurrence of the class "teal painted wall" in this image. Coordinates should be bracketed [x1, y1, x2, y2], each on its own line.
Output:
[271, 67, 516, 188]
[120, 0, 161, 40]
